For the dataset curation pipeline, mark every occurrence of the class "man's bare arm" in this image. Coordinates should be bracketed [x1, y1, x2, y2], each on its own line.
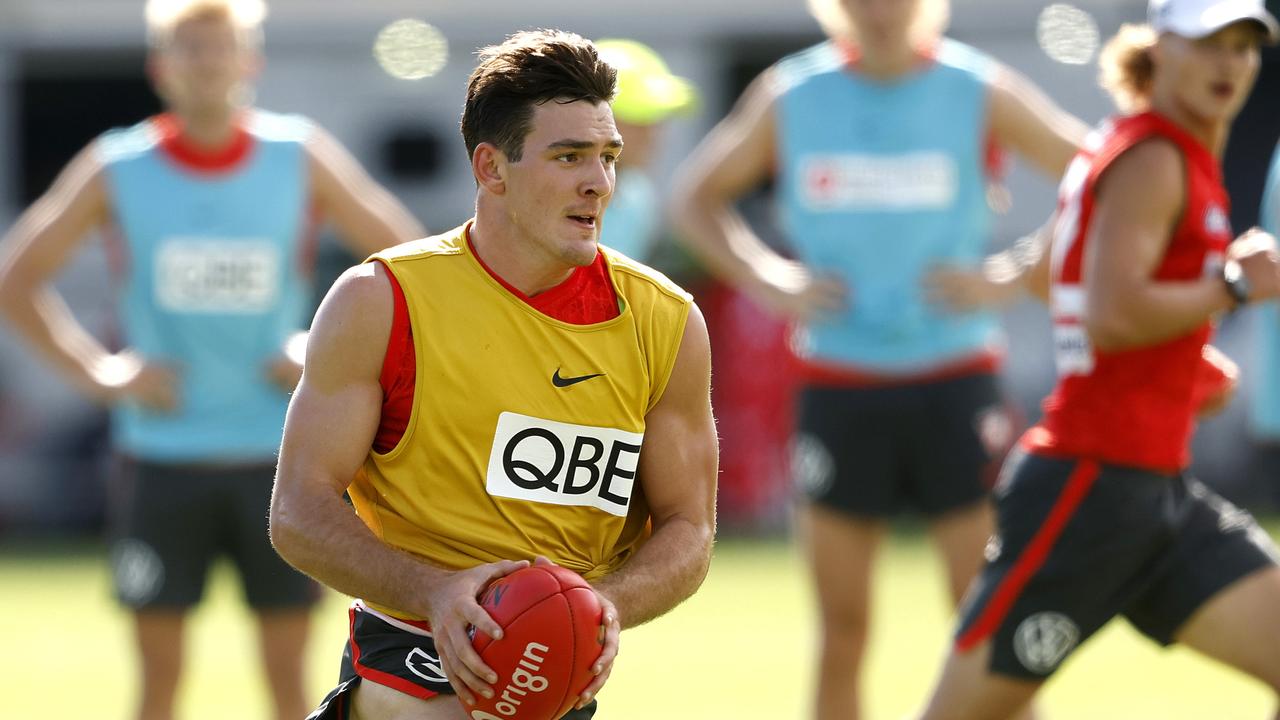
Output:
[671, 72, 846, 320]
[307, 126, 427, 258]
[1082, 140, 1249, 350]
[269, 261, 525, 703]
[987, 66, 1089, 179]
[261, 129, 427, 392]
[592, 303, 718, 627]
[0, 143, 178, 409]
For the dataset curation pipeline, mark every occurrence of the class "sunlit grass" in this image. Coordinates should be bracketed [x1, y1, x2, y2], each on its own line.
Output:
[4, 524, 1275, 719]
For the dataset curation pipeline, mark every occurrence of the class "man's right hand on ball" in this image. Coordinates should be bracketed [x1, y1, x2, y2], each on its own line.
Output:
[425, 559, 530, 706]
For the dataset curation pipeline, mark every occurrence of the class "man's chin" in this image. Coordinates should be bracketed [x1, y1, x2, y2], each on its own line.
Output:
[563, 239, 600, 267]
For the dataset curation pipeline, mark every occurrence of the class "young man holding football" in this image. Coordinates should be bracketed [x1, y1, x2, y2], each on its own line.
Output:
[269, 29, 719, 720]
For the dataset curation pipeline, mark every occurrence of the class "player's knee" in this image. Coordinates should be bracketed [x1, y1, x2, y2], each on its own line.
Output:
[1246, 646, 1280, 696]
[819, 608, 871, 645]
[1264, 667, 1280, 697]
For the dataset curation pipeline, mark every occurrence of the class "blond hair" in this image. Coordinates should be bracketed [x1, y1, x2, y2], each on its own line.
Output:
[1098, 23, 1157, 114]
[145, 0, 267, 48]
[806, 0, 951, 47]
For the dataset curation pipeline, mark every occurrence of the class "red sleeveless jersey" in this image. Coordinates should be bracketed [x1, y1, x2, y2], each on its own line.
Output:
[1023, 112, 1232, 473]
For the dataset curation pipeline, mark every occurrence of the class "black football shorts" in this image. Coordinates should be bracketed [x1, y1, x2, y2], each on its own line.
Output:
[108, 458, 319, 610]
[955, 449, 1279, 679]
[793, 372, 1011, 517]
[308, 601, 599, 720]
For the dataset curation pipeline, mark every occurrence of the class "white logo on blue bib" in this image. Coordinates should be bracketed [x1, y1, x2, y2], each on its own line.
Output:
[156, 237, 280, 313]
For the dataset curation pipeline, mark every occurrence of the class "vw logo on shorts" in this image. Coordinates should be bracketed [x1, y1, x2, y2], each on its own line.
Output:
[110, 539, 164, 606]
[1013, 611, 1080, 674]
[405, 646, 448, 683]
[792, 433, 835, 499]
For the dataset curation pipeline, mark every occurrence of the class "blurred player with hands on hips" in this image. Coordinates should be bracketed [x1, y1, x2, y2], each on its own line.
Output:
[672, 1, 1087, 717]
[0, 2, 425, 720]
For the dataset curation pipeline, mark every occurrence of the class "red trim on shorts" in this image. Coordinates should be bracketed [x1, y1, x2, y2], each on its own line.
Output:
[348, 605, 442, 701]
[955, 458, 1101, 652]
[800, 350, 1001, 388]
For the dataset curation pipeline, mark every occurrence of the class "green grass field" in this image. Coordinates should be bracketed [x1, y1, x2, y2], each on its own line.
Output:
[4, 527, 1276, 719]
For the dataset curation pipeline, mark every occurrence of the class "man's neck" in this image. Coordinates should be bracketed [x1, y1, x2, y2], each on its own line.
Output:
[840, 38, 929, 82]
[1151, 98, 1228, 159]
[469, 210, 575, 297]
[169, 108, 241, 149]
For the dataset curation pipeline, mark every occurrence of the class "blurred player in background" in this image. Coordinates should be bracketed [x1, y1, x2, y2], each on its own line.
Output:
[269, 29, 718, 720]
[0, 1, 425, 719]
[671, 0, 1087, 717]
[916, 1, 1280, 718]
[594, 38, 698, 262]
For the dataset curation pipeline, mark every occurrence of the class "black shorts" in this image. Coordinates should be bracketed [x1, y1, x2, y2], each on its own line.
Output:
[1254, 441, 1280, 507]
[955, 450, 1280, 679]
[793, 372, 1012, 517]
[308, 602, 599, 720]
[107, 458, 319, 610]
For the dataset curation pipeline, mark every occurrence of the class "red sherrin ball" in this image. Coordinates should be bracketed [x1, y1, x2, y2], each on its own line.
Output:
[468, 565, 604, 720]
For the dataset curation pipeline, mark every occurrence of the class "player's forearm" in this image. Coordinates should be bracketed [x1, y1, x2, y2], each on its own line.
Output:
[376, 194, 427, 244]
[591, 514, 713, 630]
[352, 197, 426, 255]
[331, 189, 427, 258]
[674, 199, 783, 294]
[1085, 276, 1233, 351]
[1024, 235, 1052, 303]
[269, 478, 448, 617]
[0, 284, 112, 396]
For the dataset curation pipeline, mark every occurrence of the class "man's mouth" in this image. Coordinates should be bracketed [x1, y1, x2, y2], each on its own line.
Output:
[567, 214, 598, 229]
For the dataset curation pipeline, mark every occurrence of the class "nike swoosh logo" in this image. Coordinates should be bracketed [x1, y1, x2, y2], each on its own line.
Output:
[552, 368, 605, 387]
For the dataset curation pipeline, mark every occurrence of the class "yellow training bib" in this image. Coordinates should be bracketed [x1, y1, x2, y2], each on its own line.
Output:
[351, 222, 691, 619]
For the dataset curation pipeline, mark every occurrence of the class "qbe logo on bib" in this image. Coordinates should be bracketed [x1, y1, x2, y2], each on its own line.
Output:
[156, 237, 280, 314]
[486, 412, 643, 517]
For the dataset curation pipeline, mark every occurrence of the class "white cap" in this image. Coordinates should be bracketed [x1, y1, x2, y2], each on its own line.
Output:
[1149, 0, 1280, 43]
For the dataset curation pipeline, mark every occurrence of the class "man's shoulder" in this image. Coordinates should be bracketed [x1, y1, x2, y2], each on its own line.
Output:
[933, 38, 999, 85]
[773, 41, 844, 90]
[245, 109, 315, 145]
[96, 118, 162, 165]
[602, 247, 693, 306]
[370, 226, 468, 265]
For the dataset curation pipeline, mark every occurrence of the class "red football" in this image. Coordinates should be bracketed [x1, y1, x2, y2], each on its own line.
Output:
[468, 565, 603, 720]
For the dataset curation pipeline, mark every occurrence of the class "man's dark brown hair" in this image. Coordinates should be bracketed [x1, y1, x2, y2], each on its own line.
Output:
[461, 29, 617, 162]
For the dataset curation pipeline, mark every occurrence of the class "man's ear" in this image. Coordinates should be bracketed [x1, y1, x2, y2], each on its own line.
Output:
[472, 142, 507, 195]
